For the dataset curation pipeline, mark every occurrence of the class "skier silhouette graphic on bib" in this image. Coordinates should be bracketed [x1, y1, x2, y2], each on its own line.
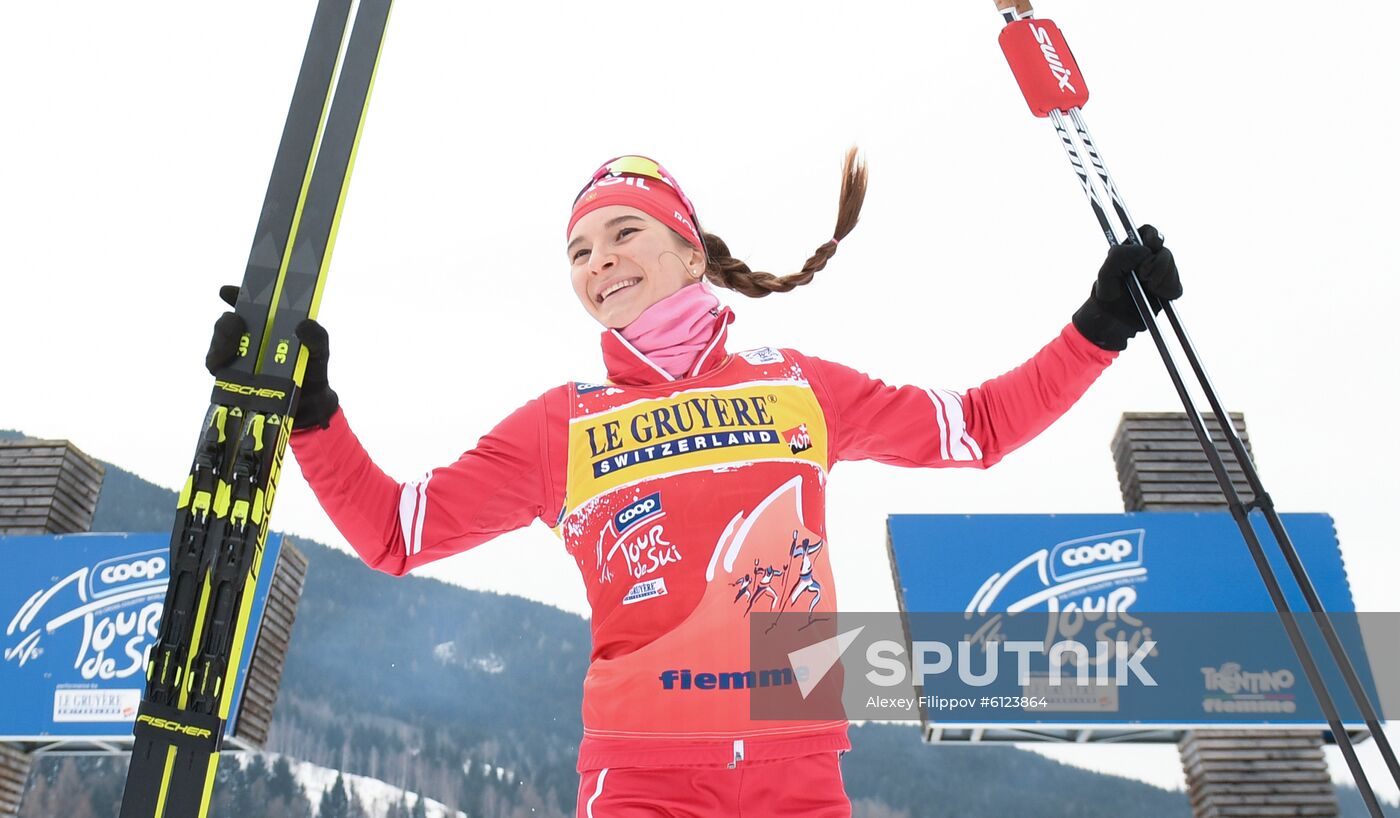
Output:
[734, 558, 785, 616]
[729, 571, 752, 605]
[787, 529, 825, 625]
[752, 559, 785, 613]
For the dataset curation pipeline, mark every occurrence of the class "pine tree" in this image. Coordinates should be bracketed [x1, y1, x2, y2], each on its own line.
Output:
[233, 755, 268, 816]
[247, 754, 270, 779]
[410, 791, 429, 818]
[346, 780, 368, 818]
[320, 772, 351, 818]
[386, 792, 410, 818]
[270, 756, 299, 803]
[206, 763, 234, 818]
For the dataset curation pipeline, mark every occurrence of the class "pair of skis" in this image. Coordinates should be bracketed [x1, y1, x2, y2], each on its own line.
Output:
[119, 2, 392, 816]
[989, 3, 1399, 816]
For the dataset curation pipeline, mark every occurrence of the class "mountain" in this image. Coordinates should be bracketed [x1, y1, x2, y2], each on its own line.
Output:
[12, 428, 1386, 817]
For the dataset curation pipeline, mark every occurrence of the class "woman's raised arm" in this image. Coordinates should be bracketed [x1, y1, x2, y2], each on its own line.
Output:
[802, 224, 1181, 471]
[289, 387, 566, 576]
[205, 295, 566, 576]
[800, 321, 1116, 472]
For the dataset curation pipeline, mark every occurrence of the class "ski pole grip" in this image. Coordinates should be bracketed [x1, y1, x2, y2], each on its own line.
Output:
[994, 0, 1033, 16]
[998, 18, 1090, 116]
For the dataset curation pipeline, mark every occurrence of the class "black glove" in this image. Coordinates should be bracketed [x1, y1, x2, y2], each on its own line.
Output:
[1072, 224, 1182, 351]
[203, 286, 340, 430]
[292, 317, 339, 430]
[204, 285, 247, 376]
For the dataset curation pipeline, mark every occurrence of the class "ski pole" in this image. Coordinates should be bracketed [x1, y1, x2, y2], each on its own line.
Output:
[1065, 100, 1400, 793]
[988, 2, 1398, 813]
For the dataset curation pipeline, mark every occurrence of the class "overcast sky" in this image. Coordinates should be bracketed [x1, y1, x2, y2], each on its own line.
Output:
[3, 0, 1397, 799]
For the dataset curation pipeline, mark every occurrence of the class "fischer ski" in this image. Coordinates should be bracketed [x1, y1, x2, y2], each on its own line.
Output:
[986, 2, 1400, 816]
[118, 2, 393, 817]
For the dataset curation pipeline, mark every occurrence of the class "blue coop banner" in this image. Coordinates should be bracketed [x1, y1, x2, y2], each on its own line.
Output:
[0, 531, 283, 740]
[887, 512, 1355, 615]
[767, 512, 1392, 727]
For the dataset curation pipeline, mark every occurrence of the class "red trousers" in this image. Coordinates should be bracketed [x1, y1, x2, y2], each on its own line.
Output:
[576, 752, 851, 817]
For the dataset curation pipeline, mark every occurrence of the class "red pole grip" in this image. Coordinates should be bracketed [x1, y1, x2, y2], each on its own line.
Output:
[998, 18, 1090, 116]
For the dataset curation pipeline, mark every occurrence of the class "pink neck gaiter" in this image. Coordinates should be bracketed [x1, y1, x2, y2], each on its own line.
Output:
[618, 281, 722, 378]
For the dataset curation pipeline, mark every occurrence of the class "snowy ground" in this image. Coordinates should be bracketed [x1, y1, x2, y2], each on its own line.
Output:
[231, 752, 467, 818]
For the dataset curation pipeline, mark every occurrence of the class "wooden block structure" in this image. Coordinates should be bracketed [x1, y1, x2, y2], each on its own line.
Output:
[233, 539, 309, 746]
[1180, 731, 1337, 818]
[1111, 412, 1339, 818]
[0, 746, 27, 818]
[0, 439, 103, 534]
[0, 438, 105, 816]
[1111, 412, 1253, 512]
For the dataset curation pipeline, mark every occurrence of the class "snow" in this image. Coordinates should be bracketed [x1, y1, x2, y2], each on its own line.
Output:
[432, 640, 457, 663]
[470, 653, 506, 674]
[462, 759, 516, 786]
[232, 752, 467, 818]
[432, 640, 506, 674]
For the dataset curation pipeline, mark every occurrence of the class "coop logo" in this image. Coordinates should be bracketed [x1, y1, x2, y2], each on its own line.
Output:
[614, 492, 664, 535]
[1031, 24, 1077, 93]
[966, 526, 1148, 615]
[1060, 540, 1131, 566]
[90, 550, 169, 599]
[100, 558, 164, 582]
[576, 382, 610, 395]
[1050, 530, 1143, 583]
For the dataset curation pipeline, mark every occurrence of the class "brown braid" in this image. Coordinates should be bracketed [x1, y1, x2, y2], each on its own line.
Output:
[699, 147, 868, 298]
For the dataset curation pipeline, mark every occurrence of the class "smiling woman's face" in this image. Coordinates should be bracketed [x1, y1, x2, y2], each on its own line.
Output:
[568, 205, 706, 329]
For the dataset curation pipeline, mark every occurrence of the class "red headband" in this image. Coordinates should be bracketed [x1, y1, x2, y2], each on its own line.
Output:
[568, 161, 704, 251]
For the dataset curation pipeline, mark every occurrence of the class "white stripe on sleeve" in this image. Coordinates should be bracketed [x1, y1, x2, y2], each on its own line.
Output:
[397, 471, 433, 557]
[927, 388, 981, 462]
[925, 389, 952, 462]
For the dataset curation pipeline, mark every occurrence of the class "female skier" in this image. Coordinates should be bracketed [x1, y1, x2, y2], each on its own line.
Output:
[207, 150, 1181, 816]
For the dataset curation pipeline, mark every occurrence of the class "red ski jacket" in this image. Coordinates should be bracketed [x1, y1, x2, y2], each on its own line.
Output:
[289, 309, 1117, 770]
